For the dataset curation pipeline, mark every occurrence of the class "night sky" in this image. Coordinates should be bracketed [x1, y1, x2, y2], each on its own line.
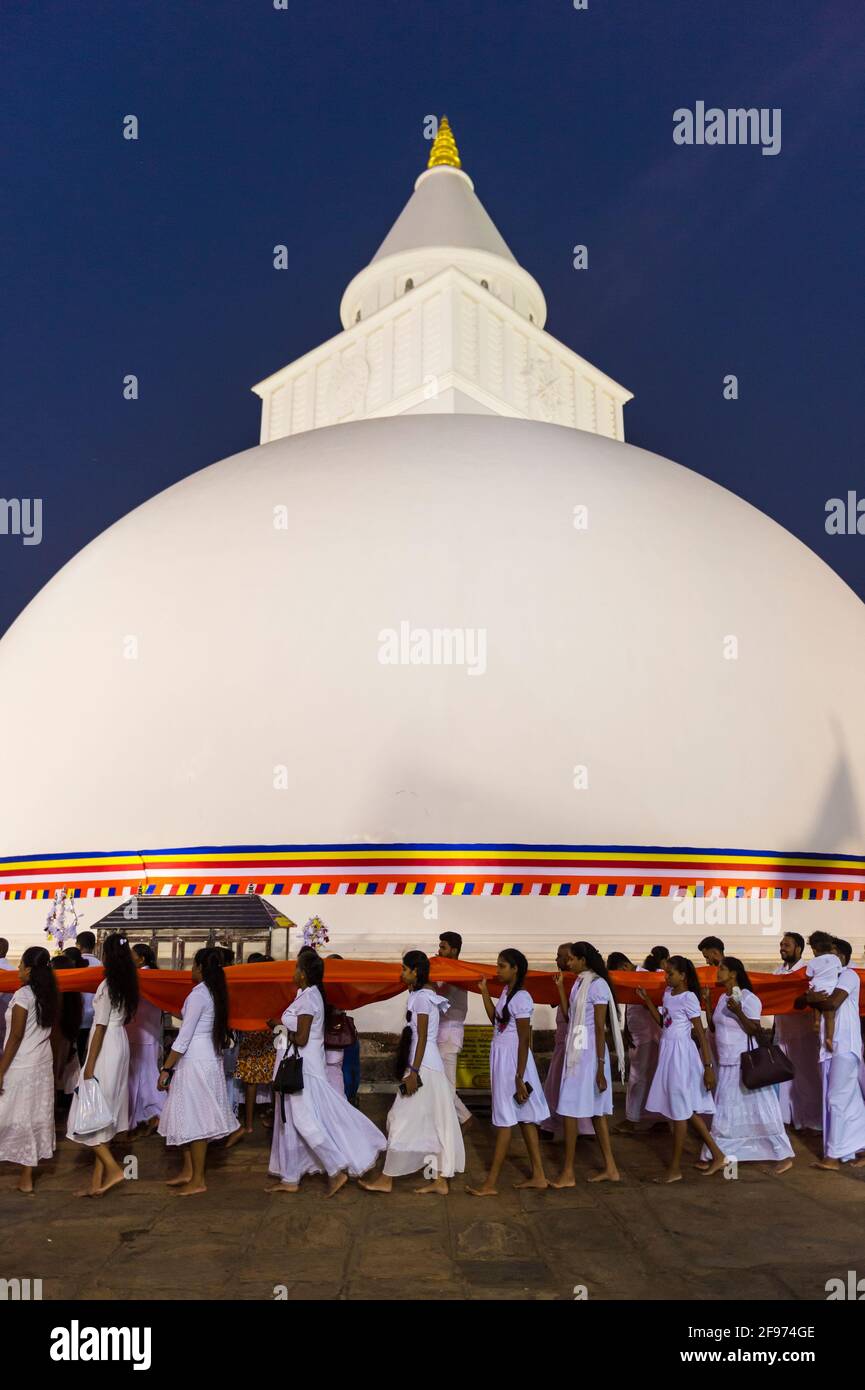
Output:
[2, 0, 863, 636]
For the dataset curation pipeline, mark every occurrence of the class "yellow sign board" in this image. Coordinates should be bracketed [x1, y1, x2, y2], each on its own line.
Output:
[455, 1025, 493, 1089]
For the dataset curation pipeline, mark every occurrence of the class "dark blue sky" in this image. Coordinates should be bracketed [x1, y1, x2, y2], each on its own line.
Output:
[2, 0, 863, 635]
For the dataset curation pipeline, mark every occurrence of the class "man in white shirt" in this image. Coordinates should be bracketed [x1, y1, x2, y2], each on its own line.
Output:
[806, 934, 865, 1169]
[0, 938, 14, 1050]
[773, 931, 822, 1133]
[434, 931, 471, 1126]
[74, 931, 102, 1064]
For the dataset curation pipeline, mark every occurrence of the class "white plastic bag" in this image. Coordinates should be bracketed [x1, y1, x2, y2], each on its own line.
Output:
[72, 1077, 114, 1134]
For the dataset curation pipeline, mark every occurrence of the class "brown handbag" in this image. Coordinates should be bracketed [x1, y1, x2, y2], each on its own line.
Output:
[739, 1030, 795, 1090]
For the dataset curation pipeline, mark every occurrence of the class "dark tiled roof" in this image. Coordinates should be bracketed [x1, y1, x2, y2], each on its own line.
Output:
[91, 894, 290, 933]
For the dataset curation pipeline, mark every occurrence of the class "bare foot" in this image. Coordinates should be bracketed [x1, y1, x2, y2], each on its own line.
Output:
[849, 1155, 865, 1168]
[223, 1128, 245, 1149]
[653, 1171, 683, 1184]
[514, 1175, 549, 1190]
[327, 1173, 348, 1198]
[587, 1169, 620, 1183]
[170, 1183, 207, 1197]
[466, 1184, 498, 1197]
[359, 1175, 392, 1193]
[693, 1161, 710, 1172]
[166, 1172, 193, 1186]
[699, 1155, 728, 1177]
[17, 1180, 34, 1195]
[265, 1182, 299, 1194]
[93, 1171, 125, 1197]
[549, 1172, 576, 1189]
[772, 1159, 793, 1175]
[812, 1158, 841, 1171]
[415, 1177, 448, 1195]
[74, 1187, 97, 1198]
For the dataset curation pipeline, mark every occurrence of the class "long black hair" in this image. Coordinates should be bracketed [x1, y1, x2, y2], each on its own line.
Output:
[721, 955, 753, 991]
[22, 946, 58, 1030]
[642, 944, 669, 971]
[132, 942, 157, 969]
[394, 950, 432, 1078]
[667, 954, 702, 1002]
[102, 933, 139, 1024]
[299, 950, 328, 1017]
[571, 941, 619, 1009]
[194, 947, 232, 1051]
[51, 956, 83, 1042]
[498, 948, 528, 1029]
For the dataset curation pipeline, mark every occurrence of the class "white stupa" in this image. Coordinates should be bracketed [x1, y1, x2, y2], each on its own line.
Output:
[1, 118, 864, 971]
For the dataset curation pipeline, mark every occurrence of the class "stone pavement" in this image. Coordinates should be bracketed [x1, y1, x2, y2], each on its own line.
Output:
[0, 1095, 861, 1302]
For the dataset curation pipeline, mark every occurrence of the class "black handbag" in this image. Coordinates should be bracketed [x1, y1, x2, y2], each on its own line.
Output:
[272, 1041, 304, 1119]
[740, 1031, 795, 1091]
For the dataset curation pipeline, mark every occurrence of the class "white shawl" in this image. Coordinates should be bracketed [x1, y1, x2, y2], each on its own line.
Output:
[564, 970, 625, 1078]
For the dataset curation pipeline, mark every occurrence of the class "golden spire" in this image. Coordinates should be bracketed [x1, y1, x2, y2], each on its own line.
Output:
[427, 115, 462, 170]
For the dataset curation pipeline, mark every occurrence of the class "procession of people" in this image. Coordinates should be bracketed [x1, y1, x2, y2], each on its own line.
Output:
[0, 927, 863, 1197]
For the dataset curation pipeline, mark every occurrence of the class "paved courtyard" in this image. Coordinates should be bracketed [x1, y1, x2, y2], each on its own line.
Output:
[0, 1094, 861, 1302]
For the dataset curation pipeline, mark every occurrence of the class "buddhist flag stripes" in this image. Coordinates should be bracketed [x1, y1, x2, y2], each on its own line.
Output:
[1, 844, 863, 903]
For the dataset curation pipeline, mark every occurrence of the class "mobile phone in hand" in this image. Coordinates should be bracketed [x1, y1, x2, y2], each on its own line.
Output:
[513, 1081, 533, 1104]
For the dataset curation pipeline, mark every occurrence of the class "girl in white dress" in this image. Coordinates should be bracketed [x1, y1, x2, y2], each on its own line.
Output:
[0, 946, 58, 1193]
[638, 955, 726, 1184]
[551, 942, 623, 1185]
[361, 951, 465, 1195]
[266, 952, 385, 1194]
[127, 944, 165, 1137]
[698, 957, 794, 1174]
[467, 949, 550, 1196]
[67, 932, 139, 1197]
[157, 947, 243, 1196]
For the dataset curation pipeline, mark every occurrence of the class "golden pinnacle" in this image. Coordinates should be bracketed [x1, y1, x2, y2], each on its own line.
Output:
[427, 116, 462, 170]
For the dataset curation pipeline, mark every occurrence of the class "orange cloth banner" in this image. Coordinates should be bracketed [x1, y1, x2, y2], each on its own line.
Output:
[1, 958, 861, 1028]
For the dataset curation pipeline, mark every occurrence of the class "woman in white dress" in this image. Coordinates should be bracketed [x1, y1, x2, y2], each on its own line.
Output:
[467, 949, 550, 1196]
[127, 944, 165, 1137]
[698, 956, 794, 1175]
[266, 952, 385, 1194]
[0, 946, 58, 1193]
[551, 942, 622, 1185]
[638, 955, 726, 1184]
[157, 947, 243, 1196]
[67, 932, 139, 1197]
[361, 951, 465, 1195]
[618, 944, 668, 1134]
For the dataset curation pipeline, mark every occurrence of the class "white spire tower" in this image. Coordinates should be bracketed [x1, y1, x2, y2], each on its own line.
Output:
[253, 117, 632, 441]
